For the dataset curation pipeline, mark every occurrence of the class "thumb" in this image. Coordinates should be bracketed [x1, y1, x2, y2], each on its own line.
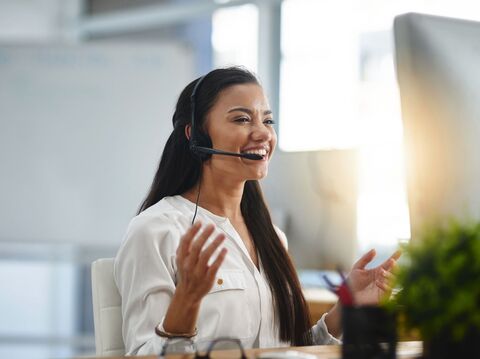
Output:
[353, 249, 376, 270]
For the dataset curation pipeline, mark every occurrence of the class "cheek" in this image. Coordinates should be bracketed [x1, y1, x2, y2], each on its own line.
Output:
[270, 131, 278, 153]
[212, 129, 246, 148]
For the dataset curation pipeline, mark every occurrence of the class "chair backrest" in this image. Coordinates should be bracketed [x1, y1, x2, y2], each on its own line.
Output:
[91, 258, 125, 356]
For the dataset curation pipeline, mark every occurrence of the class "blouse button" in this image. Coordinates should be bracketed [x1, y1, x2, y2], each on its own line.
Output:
[217, 278, 223, 285]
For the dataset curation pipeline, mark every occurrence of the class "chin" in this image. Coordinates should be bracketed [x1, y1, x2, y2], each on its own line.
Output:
[249, 169, 268, 180]
[238, 162, 269, 181]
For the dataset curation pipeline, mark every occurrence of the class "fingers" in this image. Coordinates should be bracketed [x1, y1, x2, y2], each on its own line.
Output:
[376, 268, 394, 293]
[376, 278, 392, 292]
[183, 224, 215, 270]
[352, 249, 376, 270]
[176, 221, 202, 261]
[392, 249, 402, 260]
[197, 233, 226, 268]
[175, 222, 229, 301]
[381, 249, 402, 271]
[206, 247, 228, 279]
[190, 224, 216, 258]
[381, 268, 394, 280]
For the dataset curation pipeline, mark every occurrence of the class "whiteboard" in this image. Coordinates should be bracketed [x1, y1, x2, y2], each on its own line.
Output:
[0, 43, 194, 245]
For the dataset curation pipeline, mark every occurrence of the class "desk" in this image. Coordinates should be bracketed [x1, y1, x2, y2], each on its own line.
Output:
[90, 342, 422, 358]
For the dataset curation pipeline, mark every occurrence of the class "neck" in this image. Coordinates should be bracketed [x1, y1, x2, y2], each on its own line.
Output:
[183, 163, 246, 221]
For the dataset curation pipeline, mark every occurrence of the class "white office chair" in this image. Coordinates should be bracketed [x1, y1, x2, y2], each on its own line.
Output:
[91, 258, 125, 356]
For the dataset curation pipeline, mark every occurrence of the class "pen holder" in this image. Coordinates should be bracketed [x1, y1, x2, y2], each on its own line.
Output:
[342, 305, 396, 359]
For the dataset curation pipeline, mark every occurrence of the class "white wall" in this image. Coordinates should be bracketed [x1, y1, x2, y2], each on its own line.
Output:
[0, 43, 358, 268]
[0, 43, 194, 246]
[0, 0, 82, 42]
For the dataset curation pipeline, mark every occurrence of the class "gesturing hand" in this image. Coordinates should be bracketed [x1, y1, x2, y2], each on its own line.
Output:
[347, 249, 401, 305]
[175, 222, 228, 304]
[324, 249, 402, 338]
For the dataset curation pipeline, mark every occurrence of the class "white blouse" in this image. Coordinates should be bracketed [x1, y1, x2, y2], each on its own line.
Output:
[114, 195, 341, 355]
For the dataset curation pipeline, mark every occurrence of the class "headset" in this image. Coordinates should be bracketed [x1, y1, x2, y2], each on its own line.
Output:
[188, 75, 263, 161]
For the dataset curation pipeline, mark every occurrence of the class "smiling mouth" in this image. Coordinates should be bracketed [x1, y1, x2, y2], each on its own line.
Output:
[241, 148, 268, 159]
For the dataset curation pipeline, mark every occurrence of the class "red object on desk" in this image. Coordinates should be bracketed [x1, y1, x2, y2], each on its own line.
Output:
[322, 272, 355, 306]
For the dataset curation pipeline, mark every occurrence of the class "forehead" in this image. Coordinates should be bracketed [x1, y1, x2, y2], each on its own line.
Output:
[212, 83, 269, 111]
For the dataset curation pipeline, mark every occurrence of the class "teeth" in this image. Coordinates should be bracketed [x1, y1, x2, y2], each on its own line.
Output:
[243, 149, 267, 156]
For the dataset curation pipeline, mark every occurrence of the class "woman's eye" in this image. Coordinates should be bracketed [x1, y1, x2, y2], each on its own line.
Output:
[235, 117, 250, 123]
[264, 119, 275, 125]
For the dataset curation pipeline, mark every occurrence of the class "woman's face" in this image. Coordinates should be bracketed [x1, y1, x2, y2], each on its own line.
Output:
[203, 83, 277, 181]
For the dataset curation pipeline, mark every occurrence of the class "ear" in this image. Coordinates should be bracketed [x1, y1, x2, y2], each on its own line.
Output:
[184, 124, 192, 140]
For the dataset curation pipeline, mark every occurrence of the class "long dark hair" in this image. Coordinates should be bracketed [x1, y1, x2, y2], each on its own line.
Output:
[138, 67, 313, 346]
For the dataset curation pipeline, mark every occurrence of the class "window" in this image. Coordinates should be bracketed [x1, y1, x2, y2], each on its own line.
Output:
[280, 0, 480, 256]
[212, 4, 258, 72]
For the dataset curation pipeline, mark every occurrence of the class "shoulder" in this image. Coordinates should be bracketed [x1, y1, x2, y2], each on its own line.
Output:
[117, 196, 192, 256]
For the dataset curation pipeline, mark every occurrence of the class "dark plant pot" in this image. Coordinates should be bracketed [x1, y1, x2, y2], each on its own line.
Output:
[342, 306, 397, 359]
[423, 329, 480, 359]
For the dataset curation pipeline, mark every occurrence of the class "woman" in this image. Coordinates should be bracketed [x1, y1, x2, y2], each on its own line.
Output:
[114, 67, 400, 355]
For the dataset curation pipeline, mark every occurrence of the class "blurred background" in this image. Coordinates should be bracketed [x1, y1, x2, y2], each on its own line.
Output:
[1, 0, 479, 358]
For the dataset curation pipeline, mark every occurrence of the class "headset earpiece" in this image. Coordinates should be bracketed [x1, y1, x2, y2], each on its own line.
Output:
[194, 131, 212, 154]
[189, 75, 212, 161]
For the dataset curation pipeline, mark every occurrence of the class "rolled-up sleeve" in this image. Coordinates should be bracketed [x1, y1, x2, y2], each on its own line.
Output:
[311, 313, 342, 345]
[114, 214, 196, 355]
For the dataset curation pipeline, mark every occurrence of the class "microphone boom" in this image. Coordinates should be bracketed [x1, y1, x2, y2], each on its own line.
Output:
[191, 145, 263, 160]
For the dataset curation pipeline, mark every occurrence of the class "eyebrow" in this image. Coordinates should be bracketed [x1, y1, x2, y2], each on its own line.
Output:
[227, 107, 273, 116]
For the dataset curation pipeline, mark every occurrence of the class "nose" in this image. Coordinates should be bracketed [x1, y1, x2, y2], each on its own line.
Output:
[250, 121, 272, 142]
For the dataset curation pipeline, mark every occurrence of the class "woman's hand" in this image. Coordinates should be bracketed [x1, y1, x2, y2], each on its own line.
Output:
[324, 249, 401, 338]
[347, 249, 401, 305]
[175, 221, 228, 303]
[163, 222, 227, 334]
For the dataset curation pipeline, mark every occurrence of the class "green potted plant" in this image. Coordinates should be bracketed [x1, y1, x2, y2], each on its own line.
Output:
[392, 220, 480, 358]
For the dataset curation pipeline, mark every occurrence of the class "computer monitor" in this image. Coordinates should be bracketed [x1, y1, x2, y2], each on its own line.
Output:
[394, 13, 480, 238]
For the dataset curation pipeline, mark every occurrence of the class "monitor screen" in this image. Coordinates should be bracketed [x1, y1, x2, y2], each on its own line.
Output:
[394, 13, 480, 238]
